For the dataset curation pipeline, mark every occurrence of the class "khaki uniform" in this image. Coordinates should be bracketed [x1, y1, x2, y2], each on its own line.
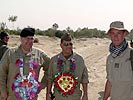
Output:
[0, 45, 50, 100]
[48, 52, 89, 100]
[106, 47, 133, 100]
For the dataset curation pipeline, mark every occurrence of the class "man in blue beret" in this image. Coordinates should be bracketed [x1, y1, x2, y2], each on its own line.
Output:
[0, 28, 50, 100]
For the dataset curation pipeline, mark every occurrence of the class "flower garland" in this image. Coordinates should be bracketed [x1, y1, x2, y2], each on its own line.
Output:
[12, 58, 41, 100]
[54, 56, 78, 96]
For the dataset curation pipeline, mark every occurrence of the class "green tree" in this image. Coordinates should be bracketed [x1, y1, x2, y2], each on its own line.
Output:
[0, 22, 7, 31]
[44, 28, 56, 37]
[55, 30, 65, 38]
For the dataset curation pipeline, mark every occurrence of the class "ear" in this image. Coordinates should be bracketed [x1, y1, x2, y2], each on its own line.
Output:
[124, 31, 128, 36]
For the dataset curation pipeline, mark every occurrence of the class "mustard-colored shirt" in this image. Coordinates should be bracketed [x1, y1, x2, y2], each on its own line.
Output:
[0, 45, 50, 100]
[48, 52, 89, 100]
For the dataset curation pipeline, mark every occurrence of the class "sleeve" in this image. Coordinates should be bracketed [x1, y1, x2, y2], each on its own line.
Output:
[0, 45, 8, 60]
[47, 57, 55, 83]
[106, 57, 110, 80]
[0, 49, 10, 93]
[40, 52, 50, 89]
[81, 57, 89, 83]
[2, 45, 9, 53]
[81, 67, 89, 83]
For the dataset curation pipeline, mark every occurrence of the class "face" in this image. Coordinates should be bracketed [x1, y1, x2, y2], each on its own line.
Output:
[60, 40, 73, 56]
[20, 36, 34, 51]
[109, 29, 127, 48]
[3, 36, 9, 43]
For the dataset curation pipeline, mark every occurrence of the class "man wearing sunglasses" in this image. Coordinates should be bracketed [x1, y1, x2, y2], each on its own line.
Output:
[46, 33, 89, 100]
[0, 31, 9, 60]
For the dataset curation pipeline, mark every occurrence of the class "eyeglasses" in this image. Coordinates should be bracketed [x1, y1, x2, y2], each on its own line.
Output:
[63, 43, 73, 46]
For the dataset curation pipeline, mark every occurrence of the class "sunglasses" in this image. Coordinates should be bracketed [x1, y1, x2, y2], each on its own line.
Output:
[63, 42, 73, 46]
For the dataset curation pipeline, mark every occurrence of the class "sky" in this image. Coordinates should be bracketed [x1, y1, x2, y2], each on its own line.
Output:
[0, 0, 133, 32]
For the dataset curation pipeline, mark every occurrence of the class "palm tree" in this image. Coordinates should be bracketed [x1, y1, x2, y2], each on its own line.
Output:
[8, 15, 17, 29]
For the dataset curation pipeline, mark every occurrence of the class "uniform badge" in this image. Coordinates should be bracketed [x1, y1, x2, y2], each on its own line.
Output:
[114, 63, 119, 68]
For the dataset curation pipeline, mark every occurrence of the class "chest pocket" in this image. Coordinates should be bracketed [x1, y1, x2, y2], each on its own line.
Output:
[111, 62, 120, 81]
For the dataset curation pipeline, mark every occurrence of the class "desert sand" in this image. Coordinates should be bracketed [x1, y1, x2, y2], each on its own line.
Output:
[8, 35, 111, 100]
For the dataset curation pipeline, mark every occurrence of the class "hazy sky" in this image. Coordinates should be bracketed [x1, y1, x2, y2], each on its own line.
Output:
[0, 0, 133, 31]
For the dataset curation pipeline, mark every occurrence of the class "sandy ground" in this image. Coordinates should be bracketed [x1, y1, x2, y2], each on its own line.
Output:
[8, 35, 111, 100]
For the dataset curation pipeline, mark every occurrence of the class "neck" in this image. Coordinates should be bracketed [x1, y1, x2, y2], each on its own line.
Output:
[62, 51, 72, 59]
[21, 46, 30, 54]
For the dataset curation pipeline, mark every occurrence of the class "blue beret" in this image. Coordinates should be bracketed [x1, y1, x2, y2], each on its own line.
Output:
[20, 28, 35, 37]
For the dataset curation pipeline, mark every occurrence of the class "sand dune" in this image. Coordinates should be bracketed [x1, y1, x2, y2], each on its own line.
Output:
[8, 35, 111, 100]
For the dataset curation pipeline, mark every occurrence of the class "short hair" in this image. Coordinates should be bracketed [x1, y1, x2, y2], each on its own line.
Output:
[0, 32, 9, 40]
[61, 33, 72, 43]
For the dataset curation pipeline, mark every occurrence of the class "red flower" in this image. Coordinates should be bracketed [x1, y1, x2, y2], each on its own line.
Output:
[65, 87, 68, 90]
[63, 78, 65, 80]
[31, 61, 38, 69]
[59, 80, 62, 84]
[69, 81, 73, 84]
[14, 73, 21, 79]
[67, 85, 70, 88]
[67, 78, 70, 81]
[12, 84, 15, 90]
[55, 72, 77, 96]
[24, 79, 28, 83]
[28, 82, 33, 87]
[19, 82, 23, 87]
[15, 59, 23, 67]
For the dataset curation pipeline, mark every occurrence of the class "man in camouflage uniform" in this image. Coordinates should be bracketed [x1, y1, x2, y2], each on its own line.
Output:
[0, 31, 9, 60]
[46, 33, 89, 100]
[0, 28, 50, 100]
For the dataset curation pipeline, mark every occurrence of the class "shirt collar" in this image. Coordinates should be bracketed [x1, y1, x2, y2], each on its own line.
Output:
[59, 52, 75, 61]
[17, 45, 35, 57]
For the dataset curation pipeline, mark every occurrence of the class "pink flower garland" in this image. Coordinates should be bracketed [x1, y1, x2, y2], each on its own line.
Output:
[12, 58, 40, 100]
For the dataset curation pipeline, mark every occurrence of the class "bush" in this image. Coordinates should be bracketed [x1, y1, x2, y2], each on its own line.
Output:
[55, 30, 64, 38]
[9, 30, 20, 35]
[44, 28, 56, 37]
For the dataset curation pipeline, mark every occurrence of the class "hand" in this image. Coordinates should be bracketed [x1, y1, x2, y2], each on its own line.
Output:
[1, 92, 8, 100]
[82, 94, 88, 100]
